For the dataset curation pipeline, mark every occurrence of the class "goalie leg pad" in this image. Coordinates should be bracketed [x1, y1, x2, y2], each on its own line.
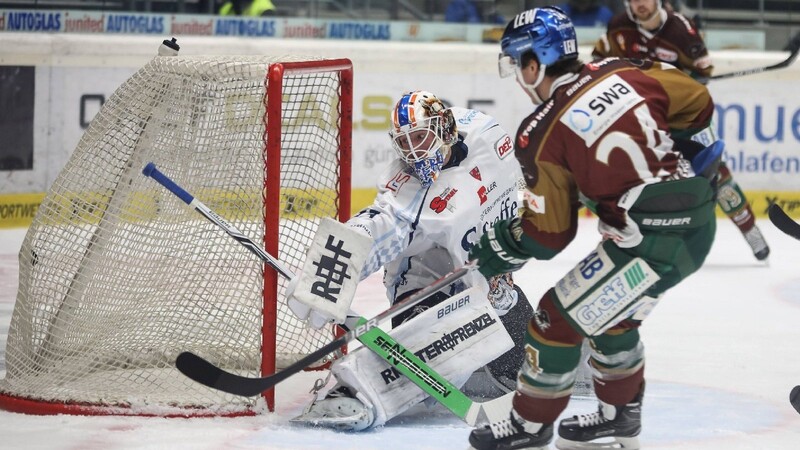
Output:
[297, 287, 513, 429]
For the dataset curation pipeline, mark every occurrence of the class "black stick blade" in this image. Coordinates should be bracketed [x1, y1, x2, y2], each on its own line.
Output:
[790, 385, 800, 414]
[768, 204, 800, 240]
[176, 352, 270, 397]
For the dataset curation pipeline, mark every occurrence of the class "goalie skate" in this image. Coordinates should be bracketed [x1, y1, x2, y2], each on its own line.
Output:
[291, 385, 375, 432]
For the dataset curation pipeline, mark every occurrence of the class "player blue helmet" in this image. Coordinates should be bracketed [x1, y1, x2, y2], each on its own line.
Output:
[389, 91, 457, 187]
[499, 7, 578, 103]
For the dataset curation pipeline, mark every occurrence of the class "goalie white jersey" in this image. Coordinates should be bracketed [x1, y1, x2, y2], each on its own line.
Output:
[349, 107, 522, 303]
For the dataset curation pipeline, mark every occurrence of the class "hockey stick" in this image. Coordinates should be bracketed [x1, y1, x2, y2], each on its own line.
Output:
[142, 162, 512, 426]
[768, 204, 800, 240]
[791, 385, 800, 415]
[709, 45, 799, 81]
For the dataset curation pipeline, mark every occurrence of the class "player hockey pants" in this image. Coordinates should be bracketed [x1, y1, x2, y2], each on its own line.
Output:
[512, 181, 717, 424]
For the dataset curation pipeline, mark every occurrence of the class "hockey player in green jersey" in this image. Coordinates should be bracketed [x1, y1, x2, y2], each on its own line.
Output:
[466, 7, 722, 449]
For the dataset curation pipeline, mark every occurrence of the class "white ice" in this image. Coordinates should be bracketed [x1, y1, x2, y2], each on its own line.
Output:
[1, 217, 799, 449]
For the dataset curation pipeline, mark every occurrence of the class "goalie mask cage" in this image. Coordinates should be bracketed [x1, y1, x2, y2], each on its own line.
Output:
[0, 55, 352, 417]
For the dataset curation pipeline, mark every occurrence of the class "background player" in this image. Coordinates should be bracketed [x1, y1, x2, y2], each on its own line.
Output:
[592, 0, 770, 261]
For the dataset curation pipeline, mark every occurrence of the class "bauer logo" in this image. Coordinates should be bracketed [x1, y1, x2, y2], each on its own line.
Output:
[641, 217, 691, 227]
[436, 294, 470, 318]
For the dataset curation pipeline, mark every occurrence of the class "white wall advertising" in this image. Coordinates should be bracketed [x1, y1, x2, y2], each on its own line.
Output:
[0, 34, 798, 196]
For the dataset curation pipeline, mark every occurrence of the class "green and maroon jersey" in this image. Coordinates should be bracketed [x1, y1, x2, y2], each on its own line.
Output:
[592, 11, 713, 80]
[515, 58, 713, 256]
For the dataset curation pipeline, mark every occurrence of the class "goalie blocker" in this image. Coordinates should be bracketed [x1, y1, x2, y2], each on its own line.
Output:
[293, 286, 514, 430]
[287, 218, 372, 329]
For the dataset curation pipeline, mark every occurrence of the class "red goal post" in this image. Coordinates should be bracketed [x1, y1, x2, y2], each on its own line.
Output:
[0, 54, 352, 417]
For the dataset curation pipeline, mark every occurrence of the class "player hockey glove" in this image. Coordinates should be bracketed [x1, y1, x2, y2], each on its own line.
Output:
[470, 217, 536, 279]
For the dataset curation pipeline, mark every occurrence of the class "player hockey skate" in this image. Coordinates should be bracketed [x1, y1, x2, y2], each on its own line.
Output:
[291, 384, 375, 432]
[555, 387, 643, 450]
[469, 410, 553, 450]
[743, 225, 770, 261]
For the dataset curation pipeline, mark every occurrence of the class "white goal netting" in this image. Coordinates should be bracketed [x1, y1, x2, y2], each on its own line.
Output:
[0, 53, 351, 416]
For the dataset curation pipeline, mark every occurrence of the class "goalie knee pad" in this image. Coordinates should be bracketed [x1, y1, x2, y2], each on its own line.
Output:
[306, 287, 513, 428]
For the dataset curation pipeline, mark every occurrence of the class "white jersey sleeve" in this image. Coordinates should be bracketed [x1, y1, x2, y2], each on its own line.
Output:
[347, 159, 427, 280]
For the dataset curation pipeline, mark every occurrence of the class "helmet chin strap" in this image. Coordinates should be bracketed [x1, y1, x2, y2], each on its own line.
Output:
[515, 64, 548, 105]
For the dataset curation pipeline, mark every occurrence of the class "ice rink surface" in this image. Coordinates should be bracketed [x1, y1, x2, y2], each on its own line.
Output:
[1, 217, 799, 450]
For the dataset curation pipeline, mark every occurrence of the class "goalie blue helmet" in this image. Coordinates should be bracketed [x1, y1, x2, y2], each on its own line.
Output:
[499, 7, 578, 71]
[389, 91, 457, 187]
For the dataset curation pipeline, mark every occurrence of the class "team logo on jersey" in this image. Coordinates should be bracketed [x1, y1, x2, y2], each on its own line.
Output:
[430, 187, 458, 214]
[518, 99, 555, 147]
[567, 109, 593, 133]
[654, 47, 678, 62]
[477, 181, 497, 205]
[469, 166, 482, 181]
[521, 189, 545, 214]
[559, 75, 644, 147]
[385, 170, 411, 194]
[495, 135, 514, 159]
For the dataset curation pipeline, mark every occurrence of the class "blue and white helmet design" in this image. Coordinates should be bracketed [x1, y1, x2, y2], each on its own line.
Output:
[389, 91, 457, 187]
[498, 7, 579, 103]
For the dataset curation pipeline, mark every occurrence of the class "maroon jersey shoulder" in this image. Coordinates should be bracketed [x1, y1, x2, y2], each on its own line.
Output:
[660, 12, 708, 60]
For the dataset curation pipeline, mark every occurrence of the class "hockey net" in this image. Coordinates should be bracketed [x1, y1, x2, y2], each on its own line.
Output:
[0, 53, 352, 416]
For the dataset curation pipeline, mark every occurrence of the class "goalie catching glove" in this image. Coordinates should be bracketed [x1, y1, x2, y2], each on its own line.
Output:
[469, 217, 538, 278]
[286, 218, 373, 329]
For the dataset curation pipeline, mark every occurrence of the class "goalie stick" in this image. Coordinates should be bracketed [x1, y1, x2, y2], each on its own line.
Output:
[142, 162, 513, 426]
[768, 204, 800, 240]
[709, 44, 799, 81]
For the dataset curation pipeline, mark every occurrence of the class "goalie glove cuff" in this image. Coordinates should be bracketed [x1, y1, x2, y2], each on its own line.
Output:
[286, 277, 312, 320]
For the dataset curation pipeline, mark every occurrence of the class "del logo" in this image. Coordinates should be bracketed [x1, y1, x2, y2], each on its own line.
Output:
[430, 188, 458, 213]
[470, 166, 482, 181]
[477, 181, 497, 205]
[386, 170, 411, 193]
[495, 135, 513, 159]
